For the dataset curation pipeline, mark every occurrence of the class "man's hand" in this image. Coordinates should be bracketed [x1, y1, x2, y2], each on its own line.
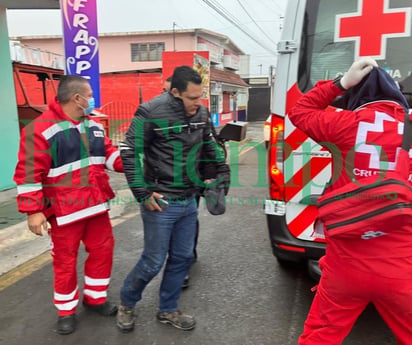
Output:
[143, 192, 164, 211]
[340, 57, 378, 89]
[27, 212, 49, 236]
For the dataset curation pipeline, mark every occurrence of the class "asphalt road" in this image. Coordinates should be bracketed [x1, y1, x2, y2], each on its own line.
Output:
[0, 143, 396, 345]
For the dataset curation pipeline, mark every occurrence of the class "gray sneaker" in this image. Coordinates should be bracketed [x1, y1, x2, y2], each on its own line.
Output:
[156, 310, 196, 330]
[116, 305, 136, 332]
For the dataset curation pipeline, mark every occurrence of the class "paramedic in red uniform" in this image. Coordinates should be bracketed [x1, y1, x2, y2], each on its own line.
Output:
[13, 75, 123, 335]
[289, 58, 412, 344]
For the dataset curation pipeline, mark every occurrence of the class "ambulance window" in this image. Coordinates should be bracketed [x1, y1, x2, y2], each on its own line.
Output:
[298, 0, 412, 108]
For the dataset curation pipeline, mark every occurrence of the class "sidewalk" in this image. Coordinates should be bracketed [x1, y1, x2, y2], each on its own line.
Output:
[0, 121, 265, 276]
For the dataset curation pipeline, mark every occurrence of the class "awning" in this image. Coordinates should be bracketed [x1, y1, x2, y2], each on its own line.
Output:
[210, 68, 249, 88]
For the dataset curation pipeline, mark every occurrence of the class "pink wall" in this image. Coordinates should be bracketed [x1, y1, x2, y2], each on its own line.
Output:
[14, 31, 247, 134]
[19, 32, 197, 73]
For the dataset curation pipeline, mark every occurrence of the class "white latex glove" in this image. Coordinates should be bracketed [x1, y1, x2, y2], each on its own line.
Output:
[340, 57, 378, 89]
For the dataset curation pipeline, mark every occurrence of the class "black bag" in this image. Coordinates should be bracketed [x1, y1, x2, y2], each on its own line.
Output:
[203, 181, 226, 215]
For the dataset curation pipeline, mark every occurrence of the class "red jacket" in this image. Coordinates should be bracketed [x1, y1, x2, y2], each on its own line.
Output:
[289, 80, 412, 192]
[289, 80, 412, 278]
[14, 99, 123, 226]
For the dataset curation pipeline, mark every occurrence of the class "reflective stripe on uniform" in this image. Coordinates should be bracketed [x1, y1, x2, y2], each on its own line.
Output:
[54, 286, 78, 301]
[17, 183, 42, 195]
[56, 203, 109, 226]
[105, 151, 120, 171]
[55, 300, 79, 311]
[84, 276, 110, 286]
[83, 289, 107, 299]
[47, 157, 106, 178]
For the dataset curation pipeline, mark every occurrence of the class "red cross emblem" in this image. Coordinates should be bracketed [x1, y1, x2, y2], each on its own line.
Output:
[335, 0, 411, 59]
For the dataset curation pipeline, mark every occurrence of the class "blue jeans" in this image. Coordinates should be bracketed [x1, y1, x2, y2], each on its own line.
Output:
[120, 196, 197, 312]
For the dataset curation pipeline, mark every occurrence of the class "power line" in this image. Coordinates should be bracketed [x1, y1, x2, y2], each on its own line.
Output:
[199, 0, 277, 56]
[255, 0, 285, 16]
[235, 0, 277, 46]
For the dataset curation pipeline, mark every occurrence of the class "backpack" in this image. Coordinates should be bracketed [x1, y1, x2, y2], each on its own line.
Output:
[317, 113, 412, 239]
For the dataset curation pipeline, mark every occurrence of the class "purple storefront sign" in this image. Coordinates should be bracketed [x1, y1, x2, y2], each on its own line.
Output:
[61, 0, 101, 106]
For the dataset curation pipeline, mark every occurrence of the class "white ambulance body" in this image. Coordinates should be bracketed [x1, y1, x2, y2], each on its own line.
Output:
[265, 0, 412, 277]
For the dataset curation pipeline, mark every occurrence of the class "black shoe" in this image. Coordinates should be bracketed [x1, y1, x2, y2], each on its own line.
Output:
[83, 300, 118, 316]
[57, 314, 76, 335]
[182, 274, 190, 289]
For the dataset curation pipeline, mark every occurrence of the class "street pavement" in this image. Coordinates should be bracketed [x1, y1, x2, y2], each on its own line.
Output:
[0, 120, 265, 277]
[0, 125, 396, 345]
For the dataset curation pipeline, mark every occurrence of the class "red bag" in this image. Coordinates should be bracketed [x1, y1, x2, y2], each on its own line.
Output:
[318, 145, 412, 239]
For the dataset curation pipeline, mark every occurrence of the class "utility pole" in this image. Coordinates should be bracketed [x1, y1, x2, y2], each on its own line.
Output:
[258, 64, 263, 75]
[173, 22, 176, 51]
[269, 65, 274, 86]
[269, 65, 275, 109]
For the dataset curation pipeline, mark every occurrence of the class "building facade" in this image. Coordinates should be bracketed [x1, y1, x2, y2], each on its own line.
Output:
[2, 26, 249, 190]
[14, 28, 250, 126]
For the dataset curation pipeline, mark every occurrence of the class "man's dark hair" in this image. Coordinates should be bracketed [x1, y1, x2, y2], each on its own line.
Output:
[162, 76, 173, 92]
[57, 75, 90, 103]
[171, 66, 202, 93]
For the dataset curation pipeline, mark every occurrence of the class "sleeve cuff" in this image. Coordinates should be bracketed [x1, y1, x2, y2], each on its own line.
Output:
[333, 76, 347, 91]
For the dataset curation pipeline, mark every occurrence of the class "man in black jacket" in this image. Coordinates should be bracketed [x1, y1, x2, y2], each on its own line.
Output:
[117, 66, 228, 332]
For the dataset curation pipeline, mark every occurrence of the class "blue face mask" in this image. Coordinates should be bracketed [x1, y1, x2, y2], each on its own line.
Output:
[79, 95, 95, 116]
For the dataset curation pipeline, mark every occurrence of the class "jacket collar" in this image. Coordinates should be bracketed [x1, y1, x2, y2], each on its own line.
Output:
[48, 97, 86, 124]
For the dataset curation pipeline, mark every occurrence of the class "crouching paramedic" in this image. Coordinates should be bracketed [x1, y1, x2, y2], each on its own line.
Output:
[289, 58, 412, 344]
[13, 76, 124, 335]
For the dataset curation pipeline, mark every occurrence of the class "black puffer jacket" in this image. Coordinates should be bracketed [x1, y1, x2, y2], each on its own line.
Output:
[120, 92, 228, 200]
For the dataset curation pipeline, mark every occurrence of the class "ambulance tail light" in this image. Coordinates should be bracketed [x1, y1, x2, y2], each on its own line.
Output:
[277, 244, 306, 253]
[268, 114, 285, 201]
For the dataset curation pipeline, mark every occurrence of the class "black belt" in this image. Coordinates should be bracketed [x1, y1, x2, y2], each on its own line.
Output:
[164, 194, 195, 202]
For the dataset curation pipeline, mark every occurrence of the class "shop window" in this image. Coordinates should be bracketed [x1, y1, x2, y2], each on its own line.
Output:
[210, 95, 219, 114]
[131, 43, 165, 62]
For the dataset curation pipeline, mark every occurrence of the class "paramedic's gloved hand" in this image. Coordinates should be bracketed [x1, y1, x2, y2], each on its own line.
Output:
[340, 57, 378, 90]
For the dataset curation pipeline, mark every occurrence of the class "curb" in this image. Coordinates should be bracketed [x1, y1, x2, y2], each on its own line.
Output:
[0, 221, 50, 276]
[0, 188, 134, 277]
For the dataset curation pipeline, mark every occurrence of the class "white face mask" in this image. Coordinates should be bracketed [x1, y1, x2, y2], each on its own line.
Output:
[78, 95, 95, 115]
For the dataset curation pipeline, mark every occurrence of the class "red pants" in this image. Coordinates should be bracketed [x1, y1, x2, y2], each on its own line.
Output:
[49, 212, 114, 316]
[299, 258, 412, 345]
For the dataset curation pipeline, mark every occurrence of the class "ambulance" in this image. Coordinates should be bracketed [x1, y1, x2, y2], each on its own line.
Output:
[265, 0, 412, 278]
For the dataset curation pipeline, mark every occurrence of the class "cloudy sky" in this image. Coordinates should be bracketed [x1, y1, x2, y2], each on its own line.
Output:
[6, 0, 287, 75]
